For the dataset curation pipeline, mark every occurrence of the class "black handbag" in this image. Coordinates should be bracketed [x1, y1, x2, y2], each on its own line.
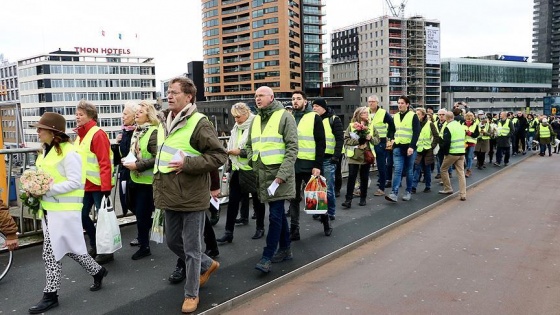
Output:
[238, 169, 258, 194]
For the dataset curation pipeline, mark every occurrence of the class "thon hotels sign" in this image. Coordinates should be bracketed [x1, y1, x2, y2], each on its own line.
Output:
[74, 47, 131, 55]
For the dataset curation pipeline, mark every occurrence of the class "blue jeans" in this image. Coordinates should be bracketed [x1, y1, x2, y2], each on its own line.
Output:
[496, 146, 510, 164]
[465, 146, 475, 170]
[322, 160, 337, 217]
[263, 200, 291, 260]
[392, 147, 416, 195]
[81, 191, 103, 249]
[412, 158, 432, 190]
[374, 141, 388, 190]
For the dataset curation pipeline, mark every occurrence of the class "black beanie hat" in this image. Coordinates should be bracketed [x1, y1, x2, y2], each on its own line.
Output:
[312, 98, 328, 110]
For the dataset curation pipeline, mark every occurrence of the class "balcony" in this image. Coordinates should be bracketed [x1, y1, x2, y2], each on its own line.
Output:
[303, 7, 326, 16]
[222, 26, 250, 35]
[302, 0, 325, 6]
[222, 16, 249, 25]
[222, 6, 249, 16]
[223, 45, 251, 54]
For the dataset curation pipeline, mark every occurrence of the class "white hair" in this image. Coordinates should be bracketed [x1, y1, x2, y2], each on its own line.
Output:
[123, 101, 139, 114]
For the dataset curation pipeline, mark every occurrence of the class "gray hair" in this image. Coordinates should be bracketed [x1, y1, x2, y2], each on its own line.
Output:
[76, 99, 98, 121]
[123, 101, 139, 115]
[367, 95, 379, 102]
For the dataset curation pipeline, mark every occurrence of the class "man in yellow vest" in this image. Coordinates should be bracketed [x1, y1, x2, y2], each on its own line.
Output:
[153, 77, 227, 313]
[385, 96, 421, 202]
[439, 111, 467, 200]
[494, 111, 513, 167]
[312, 98, 343, 222]
[368, 95, 395, 196]
[74, 100, 115, 265]
[435, 108, 451, 179]
[246, 86, 298, 274]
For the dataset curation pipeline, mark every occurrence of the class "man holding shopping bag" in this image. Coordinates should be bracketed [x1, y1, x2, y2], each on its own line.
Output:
[153, 77, 227, 313]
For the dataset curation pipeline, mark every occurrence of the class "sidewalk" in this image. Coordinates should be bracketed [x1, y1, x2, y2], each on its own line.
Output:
[222, 154, 560, 315]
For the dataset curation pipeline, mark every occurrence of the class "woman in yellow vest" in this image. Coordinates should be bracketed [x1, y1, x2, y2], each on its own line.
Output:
[474, 113, 491, 169]
[536, 118, 555, 156]
[463, 112, 479, 178]
[122, 101, 159, 260]
[28, 113, 107, 314]
[217, 102, 266, 244]
[342, 107, 380, 208]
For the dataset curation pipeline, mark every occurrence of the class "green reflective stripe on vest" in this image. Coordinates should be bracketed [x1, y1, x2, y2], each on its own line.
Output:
[323, 117, 335, 154]
[528, 120, 537, 132]
[370, 108, 388, 138]
[447, 121, 466, 154]
[155, 113, 204, 174]
[540, 126, 551, 138]
[232, 129, 252, 171]
[394, 111, 415, 144]
[498, 119, 510, 137]
[130, 126, 157, 184]
[251, 109, 286, 165]
[75, 125, 115, 186]
[345, 124, 360, 157]
[465, 123, 478, 144]
[297, 112, 317, 160]
[417, 121, 432, 153]
[36, 142, 85, 216]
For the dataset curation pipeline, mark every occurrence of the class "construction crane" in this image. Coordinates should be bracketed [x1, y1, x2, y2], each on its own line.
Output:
[385, 0, 408, 18]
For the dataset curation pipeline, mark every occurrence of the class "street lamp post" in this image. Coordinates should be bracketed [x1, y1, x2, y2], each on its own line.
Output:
[211, 115, 217, 132]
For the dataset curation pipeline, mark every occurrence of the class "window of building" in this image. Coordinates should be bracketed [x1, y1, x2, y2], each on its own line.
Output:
[86, 65, 97, 74]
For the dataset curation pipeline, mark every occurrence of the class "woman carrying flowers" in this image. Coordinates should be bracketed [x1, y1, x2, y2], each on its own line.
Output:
[28, 112, 108, 314]
[341, 107, 380, 208]
[122, 101, 159, 260]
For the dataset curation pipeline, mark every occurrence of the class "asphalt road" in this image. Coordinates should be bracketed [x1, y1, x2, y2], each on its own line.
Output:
[0, 152, 538, 314]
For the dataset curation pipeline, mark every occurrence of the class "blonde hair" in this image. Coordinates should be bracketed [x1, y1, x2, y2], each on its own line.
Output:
[138, 100, 159, 126]
[464, 111, 475, 121]
[416, 107, 427, 117]
[231, 102, 251, 117]
[351, 106, 369, 124]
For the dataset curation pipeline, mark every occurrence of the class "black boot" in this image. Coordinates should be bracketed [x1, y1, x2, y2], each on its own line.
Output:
[322, 215, 333, 236]
[29, 292, 59, 314]
[341, 199, 352, 209]
[359, 198, 366, 206]
[216, 231, 233, 244]
[290, 227, 300, 241]
[90, 267, 108, 291]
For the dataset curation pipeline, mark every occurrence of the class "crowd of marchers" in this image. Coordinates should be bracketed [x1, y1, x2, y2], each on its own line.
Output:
[2, 78, 556, 314]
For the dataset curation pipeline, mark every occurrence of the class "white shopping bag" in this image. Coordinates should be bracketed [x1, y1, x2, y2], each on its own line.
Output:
[96, 196, 122, 254]
[150, 208, 165, 244]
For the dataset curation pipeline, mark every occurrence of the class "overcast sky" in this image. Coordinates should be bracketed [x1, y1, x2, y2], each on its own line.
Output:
[1, 0, 532, 85]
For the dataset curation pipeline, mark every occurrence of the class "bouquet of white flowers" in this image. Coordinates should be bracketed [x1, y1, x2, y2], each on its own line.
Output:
[19, 169, 53, 216]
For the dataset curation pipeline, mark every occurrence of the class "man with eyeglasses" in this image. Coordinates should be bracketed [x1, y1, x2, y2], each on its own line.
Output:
[154, 77, 227, 313]
[434, 108, 451, 180]
[246, 86, 298, 274]
[367, 95, 395, 197]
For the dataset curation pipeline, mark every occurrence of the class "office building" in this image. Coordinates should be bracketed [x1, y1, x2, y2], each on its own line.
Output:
[161, 61, 206, 104]
[441, 57, 552, 113]
[18, 49, 156, 146]
[201, 0, 325, 101]
[0, 58, 22, 147]
[532, 0, 560, 91]
[331, 15, 441, 112]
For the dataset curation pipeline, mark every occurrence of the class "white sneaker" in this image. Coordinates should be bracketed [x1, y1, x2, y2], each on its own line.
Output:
[402, 192, 411, 201]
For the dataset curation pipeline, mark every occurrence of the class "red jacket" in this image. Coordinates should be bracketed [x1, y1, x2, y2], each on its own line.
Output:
[75, 120, 114, 192]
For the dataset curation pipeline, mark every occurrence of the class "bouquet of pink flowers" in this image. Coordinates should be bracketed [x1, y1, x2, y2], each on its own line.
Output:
[19, 169, 53, 216]
[352, 122, 370, 140]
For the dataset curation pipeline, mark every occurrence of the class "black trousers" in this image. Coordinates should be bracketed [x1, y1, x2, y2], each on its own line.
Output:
[224, 171, 265, 233]
[345, 164, 370, 201]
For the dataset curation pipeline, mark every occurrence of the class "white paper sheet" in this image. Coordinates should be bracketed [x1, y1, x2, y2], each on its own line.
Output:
[210, 197, 220, 209]
[350, 132, 359, 140]
[123, 151, 137, 164]
[267, 181, 279, 196]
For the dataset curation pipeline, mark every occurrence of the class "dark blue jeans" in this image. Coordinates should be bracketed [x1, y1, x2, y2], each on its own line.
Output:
[496, 146, 510, 164]
[413, 158, 432, 190]
[322, 160, 336, 217]
[391, 147, 416, 195]
[81, 191, 103, 249]
[262, 200, 290, 260]
[374, 141, 388, 190]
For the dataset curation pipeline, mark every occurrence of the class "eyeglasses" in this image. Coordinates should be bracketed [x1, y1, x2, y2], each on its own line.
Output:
[167, 90, 183, 96]
[254, 94, 272, 99]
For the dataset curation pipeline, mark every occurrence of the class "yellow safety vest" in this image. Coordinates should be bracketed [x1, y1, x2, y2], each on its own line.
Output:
[447, 121, 466, 154]
[539, 125, 551, 138]
[75, 125, 115, 186]
[369, 108, 388, 138]
[154, 113, 205, 174]
[497, 119, 511, 137]
[232, 128, 252, 171]
[36, 142, 84, 218]
[345, 123, 376, 158]
[528, 120, 537, 133]
[464, 123, 478, 144]
[251, 109, 286, 165]
[296, 112, 317, 160]
[323, 117, 336, 155]
[437, 121, 448, 138]
[479, 123, 491, 140]
[416, 121, 433, 153]
[394, 111, 415, 145]
[130, 126, 158, 184]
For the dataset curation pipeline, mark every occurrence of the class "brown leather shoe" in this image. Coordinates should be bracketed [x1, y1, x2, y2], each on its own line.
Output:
[199, 260, 220, 287]
[182, 296, 199, 313]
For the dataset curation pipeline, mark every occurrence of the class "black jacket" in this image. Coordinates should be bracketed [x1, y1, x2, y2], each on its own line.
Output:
[293, 104, 326, 173]
[320, 108, 344, 162]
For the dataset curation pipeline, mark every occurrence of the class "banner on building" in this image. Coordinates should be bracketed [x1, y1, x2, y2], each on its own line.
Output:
[425, 26, 440, 65]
